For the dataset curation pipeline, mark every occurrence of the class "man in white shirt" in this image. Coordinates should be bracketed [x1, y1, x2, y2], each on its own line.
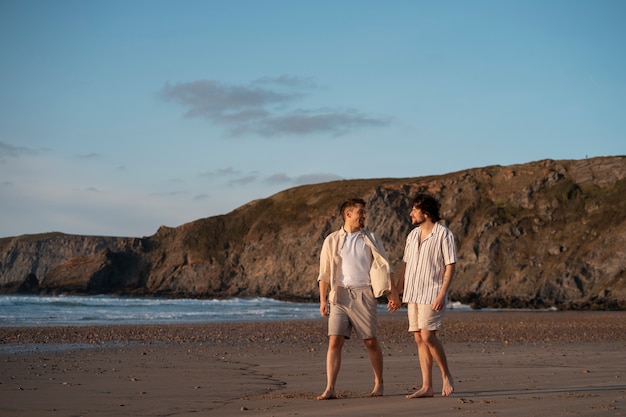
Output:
[317, 198, 400, 400]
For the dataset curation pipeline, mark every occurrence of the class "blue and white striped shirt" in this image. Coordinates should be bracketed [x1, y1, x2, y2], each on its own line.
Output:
[402, 222, 457, 304]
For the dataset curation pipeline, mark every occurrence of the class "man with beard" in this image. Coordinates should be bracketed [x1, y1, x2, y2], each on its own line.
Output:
[397, 193, 457, 398]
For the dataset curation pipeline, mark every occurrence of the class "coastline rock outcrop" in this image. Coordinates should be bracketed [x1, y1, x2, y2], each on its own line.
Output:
[1, 157, 625, 310]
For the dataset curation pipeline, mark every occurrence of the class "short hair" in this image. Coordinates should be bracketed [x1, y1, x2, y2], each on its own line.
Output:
[340, 198, 366, 220]
[412, 193, 441, 222]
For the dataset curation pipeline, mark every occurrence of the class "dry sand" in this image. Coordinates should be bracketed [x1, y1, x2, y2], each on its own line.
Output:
[1, 310, 625, 416]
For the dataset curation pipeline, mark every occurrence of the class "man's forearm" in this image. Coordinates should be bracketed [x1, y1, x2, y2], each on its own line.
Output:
[440, 263, 455, 295]
[319, 280, 330, 302]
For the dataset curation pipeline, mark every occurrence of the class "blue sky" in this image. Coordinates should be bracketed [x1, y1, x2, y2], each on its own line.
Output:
[1, 0, 624, 238]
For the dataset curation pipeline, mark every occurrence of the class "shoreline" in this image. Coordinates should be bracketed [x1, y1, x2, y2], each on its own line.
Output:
[2, 310, 625, 345]
[1, 311, 625, 416]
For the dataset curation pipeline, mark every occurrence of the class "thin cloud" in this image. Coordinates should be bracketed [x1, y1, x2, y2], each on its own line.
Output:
[200, 167, 259, 187]
[193, 193, 210, 201]
[70, 187, 100, 193]
[0, 141, 36, 159]
[160, 76, 389, 138]
[160, 79, 298, 121]
[228, 175, 258, 186]
[151, 190, 189, 197]
[199, 167, 242, 178]
[254, 109, 388, 137]
[266, 173, 292, 184]
[76, 152, 102, 159]
[265, 172, 343, 186]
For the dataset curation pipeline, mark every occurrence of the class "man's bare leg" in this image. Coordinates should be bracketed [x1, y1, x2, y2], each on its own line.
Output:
[363, 337, 384, 397]
[423, 329, 454, 396]
[406, 331, 434, 398]
[317, 335, 344, 400]
[407, 329, 454, 398]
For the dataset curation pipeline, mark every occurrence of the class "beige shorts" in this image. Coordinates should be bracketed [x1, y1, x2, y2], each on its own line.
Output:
[328, 286, 378, 340]
[407, 303, 445, 332]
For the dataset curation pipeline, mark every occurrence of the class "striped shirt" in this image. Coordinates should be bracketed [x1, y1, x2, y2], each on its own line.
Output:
[402, 222, 457, 304]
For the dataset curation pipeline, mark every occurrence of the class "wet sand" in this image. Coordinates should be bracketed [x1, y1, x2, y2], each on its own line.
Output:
[1, 310, 625, 416]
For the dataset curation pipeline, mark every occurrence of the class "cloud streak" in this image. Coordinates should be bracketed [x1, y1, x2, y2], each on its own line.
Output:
[266, 172, 342, 186]
[0, 141, 37, 159]
[199, 167, 341, 188]
[199, 167, 243, 179]
[160, 76, 389, 138]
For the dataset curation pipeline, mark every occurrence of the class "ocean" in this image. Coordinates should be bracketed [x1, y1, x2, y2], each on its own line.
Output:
[0, 294, 478, 327]
[0, 294, 323, 327]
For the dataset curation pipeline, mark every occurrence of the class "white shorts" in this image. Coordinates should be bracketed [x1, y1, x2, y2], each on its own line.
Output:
[407, 303, 445, 332]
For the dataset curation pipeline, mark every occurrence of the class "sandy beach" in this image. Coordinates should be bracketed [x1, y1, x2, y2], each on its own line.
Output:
[1, 311, 625, 416]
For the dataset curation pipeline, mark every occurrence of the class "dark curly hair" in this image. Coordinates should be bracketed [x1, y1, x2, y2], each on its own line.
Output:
[412, 193, 441, 222]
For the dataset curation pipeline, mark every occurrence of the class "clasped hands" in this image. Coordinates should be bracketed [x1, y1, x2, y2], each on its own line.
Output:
[387, 295, 402, 312]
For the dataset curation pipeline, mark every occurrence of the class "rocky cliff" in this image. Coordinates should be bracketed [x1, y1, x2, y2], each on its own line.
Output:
[1, 157, 625, 309]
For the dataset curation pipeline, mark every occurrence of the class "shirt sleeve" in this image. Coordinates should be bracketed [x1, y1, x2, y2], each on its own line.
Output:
[442, 229, 458, 265]
[317, 236, 332, 283]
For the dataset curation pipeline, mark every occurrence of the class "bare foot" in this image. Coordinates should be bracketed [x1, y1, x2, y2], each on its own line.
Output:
[368, 383, 383, 397]
[442, 374, 454, 397]
[406, 386, 434, 399]
[316, 389, 336, 400]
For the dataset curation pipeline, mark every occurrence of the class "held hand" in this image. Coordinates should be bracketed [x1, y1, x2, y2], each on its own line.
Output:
[387, 299, 401, 313]
[387, 293, 401, 312]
